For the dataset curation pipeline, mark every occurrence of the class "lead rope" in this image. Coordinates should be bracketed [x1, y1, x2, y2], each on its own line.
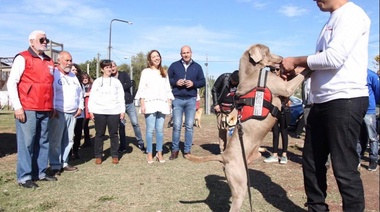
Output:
[237, 119, 253, 212]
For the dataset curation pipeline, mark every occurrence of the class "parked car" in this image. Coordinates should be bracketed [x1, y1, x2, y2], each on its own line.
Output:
[288, 96, 303, 128]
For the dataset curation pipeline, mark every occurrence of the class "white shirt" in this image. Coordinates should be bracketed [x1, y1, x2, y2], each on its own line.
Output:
[88, 76, 125, 115]
[306, 2, 370, 104]
[135, 68, 174, 114]
[52, 68, 84, 113]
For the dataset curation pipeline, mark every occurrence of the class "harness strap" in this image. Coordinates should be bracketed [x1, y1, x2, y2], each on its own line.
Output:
[253, 70, 268, 116]
[237, 122, 253, 212]
[235, 98, 281, 119]
[257, 68, 267, 87]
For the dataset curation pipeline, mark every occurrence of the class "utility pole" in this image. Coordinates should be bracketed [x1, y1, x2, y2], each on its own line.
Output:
[96, 53, 100, 78]
[205, 54, 210, 115]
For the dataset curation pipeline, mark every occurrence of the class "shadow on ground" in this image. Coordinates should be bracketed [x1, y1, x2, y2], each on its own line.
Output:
[179, 174, 231, 211]
[0, 133, 17, 158]
[69, 136, 146, 166]
[180, 169, 306, 212]
[250, 169, 306, 212]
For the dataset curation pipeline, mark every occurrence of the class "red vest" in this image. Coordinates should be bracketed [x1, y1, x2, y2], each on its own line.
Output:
[17, 50, 54, 111]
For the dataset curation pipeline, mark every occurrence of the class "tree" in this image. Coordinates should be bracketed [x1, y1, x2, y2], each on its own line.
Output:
[374, 55, 379, 75]
[131, 52, 147, 88]
[78, 57, 98, 80]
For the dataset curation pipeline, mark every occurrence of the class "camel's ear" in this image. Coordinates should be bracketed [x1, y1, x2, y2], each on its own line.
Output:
[249, 46, 262, 63]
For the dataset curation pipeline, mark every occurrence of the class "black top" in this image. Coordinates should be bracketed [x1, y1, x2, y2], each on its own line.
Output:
[211, 73, 237, 106]
[117, 71, 133, 104]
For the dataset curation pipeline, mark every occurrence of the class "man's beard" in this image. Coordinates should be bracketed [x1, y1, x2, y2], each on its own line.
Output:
[63, 66, 72, 73]
[36, 44, 47, 52]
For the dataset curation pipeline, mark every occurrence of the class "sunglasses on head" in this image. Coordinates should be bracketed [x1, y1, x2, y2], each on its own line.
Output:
[270, 68, 280, 72]
[39, 37, 50, 44]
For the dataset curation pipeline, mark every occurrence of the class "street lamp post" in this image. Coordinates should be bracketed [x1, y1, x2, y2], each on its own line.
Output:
[108, 18, 133, 60]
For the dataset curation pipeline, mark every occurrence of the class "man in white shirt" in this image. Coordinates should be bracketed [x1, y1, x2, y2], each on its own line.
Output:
[281, 0, 370, 211]
[48, 51, 83, 176]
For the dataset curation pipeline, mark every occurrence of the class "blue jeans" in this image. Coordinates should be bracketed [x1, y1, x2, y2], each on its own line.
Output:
[48, 111, 76, 169]
[119, 103, 144, 150]
[16, 110, 50, 183]
[303, 97, 367, 212]
[357, 113, 379, 163]
[144, 112, 166, 153]
[171, 97, 196, 153]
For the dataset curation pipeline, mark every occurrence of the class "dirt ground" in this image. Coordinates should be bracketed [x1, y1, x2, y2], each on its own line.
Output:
[0, 112, 379, 211]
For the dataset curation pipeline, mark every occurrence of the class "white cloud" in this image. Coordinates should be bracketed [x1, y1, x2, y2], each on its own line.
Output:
[279, 5, 309, 17]
[251, 1, 268, 9]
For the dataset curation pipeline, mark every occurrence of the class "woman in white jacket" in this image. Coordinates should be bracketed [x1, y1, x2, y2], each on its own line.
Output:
[135, 50, 174, 163]
[88, 59, 125, 165]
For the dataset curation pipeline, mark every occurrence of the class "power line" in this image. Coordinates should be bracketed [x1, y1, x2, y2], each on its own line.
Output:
[112, 47, 239, 63]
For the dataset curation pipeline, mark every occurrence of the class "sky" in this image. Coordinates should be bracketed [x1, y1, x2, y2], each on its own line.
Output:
[0, 0, 379, 79]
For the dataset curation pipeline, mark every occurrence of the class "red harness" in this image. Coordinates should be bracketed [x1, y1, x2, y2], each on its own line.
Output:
[235, 68, 280, 122]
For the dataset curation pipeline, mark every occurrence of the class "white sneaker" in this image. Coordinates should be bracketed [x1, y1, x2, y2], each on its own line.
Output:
[280, 156, 288, 164]
[264, 155, 279, 163]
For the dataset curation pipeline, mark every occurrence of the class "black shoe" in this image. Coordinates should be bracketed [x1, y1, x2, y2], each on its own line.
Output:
[118, 149, 127, 154]
[39, 175, 58, 181]
[368, 161, 378, 171]
[137, 143, 145, 152]
[19, 180, 39, 188]
[47, 169, 62, 176]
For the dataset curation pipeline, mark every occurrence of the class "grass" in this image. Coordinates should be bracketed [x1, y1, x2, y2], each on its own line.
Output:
[0, 109, 378, 212]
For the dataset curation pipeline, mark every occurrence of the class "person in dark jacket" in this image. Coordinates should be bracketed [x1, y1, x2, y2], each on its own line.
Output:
[211, 70, 239, 153]
[168, 45, 205, 160]
[111, 61, 145, 153]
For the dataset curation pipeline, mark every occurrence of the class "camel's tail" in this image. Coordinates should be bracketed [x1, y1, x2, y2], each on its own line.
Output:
[185, 153, 223, 163]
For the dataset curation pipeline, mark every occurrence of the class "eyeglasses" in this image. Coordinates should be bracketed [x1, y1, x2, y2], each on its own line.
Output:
[270, 68, 280, 72]
[39, 37, 50, 44]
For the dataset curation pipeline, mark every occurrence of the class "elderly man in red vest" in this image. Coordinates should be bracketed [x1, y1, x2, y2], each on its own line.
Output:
[7, 30, 57, 189]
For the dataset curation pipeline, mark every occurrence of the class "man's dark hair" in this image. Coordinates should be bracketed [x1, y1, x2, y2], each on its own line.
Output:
[231, 70, 239, 84]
